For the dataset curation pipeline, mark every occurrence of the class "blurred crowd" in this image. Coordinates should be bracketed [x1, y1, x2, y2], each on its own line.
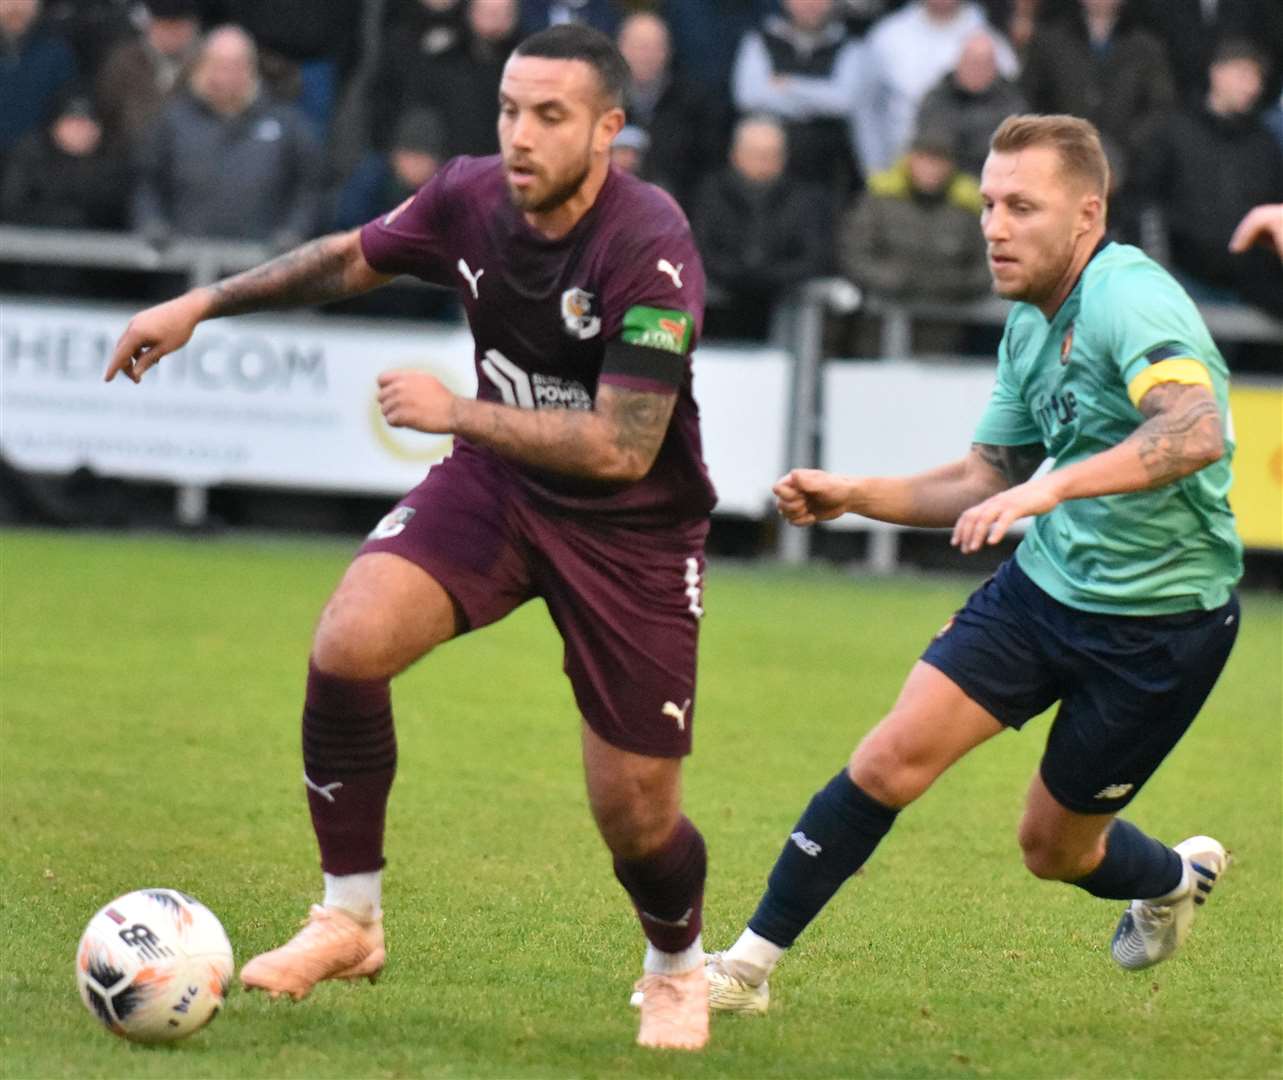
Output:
[1, 0, 1281, 358]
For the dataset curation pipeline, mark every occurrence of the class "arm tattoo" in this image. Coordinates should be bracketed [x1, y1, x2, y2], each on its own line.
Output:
[1133, 383, 1224, 484]
[207, 235, 355, 317]
[972, 442, 1047, 486]
[606, 388, 673, 466]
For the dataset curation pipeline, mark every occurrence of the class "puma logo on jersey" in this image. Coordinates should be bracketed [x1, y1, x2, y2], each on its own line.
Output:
[662, 698, 691, 730]
[457, 258, 485, 299]
[304, 773, 343, 803]
[657, 258, 684, 288]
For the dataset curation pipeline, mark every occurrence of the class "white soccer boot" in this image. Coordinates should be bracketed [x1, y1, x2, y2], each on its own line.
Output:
[1110, 835, 1229, 971]
[705, 951, 770, 1015]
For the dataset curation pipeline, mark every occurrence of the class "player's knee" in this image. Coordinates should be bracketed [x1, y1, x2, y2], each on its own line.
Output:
[591, 791, 679, 861]
[848, 730, 930, 809]
[1018, 825, 1088, 881]
[311, 604, 421, 681]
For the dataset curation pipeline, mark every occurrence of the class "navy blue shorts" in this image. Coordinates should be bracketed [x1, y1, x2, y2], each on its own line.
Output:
[921, 559, 1240, 814]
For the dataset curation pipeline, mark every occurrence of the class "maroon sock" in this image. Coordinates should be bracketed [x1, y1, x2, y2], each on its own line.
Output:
[301, 661, 396, 875]
[613, 816, 706, 953]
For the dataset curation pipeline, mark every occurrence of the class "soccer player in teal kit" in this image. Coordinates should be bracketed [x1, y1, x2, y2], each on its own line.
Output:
[705, 115, 1243, 1013]
[106, 25, 715, 1050]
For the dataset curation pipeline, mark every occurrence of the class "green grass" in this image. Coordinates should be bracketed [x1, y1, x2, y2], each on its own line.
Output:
[2, 528, 1279, 1079]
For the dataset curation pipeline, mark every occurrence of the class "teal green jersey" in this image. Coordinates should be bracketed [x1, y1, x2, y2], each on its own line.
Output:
[973, 241, 1242, 615]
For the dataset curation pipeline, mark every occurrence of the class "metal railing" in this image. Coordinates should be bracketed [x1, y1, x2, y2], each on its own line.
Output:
[2, 226, 1280, 557]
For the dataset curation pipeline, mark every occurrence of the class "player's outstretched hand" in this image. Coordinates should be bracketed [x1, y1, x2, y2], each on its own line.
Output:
[952, 475, 1060, 553]
[105, 291, 208, 384]
[377, 369, 456, 433]
[1228, 203, 1283, 258]
[773, 468, 851, 526]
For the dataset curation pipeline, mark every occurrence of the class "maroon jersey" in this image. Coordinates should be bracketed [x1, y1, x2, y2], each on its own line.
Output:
[359, 155, 717, 525]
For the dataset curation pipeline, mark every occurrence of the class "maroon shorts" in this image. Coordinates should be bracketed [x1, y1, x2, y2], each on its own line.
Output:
[359, 445, 708, 757]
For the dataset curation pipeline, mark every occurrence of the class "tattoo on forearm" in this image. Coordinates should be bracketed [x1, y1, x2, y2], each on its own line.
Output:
[608, 389, 671, 467]
[1133, 384, 1223, 484]
[973, 442, 1047, 486]
[208, 236, 353, 317]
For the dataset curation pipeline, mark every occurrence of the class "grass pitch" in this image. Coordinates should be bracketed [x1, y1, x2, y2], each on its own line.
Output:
[1, 528, 1279, 1079]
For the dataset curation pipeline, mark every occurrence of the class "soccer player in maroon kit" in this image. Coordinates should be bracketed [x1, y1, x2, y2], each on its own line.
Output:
[105, 25, 715, 1051]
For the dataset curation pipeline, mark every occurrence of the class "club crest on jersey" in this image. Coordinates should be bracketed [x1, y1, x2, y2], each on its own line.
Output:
[560, 287, 601, 340]
[1060, 322, 1075, 365]
[368, 506, 416, 540]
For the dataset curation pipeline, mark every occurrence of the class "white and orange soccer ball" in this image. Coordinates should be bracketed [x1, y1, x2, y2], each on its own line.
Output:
[75, 888, 234, 1043]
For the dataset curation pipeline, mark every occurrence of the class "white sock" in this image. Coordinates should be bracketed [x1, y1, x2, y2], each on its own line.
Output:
[322, 870, 382, 922]
[723, 927, 784, 985]
[644, 935, 703, 975]
[1151, 858, 1191, 905]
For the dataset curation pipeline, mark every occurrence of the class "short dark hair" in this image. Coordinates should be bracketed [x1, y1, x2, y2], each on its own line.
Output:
[513, 23, 628, 108]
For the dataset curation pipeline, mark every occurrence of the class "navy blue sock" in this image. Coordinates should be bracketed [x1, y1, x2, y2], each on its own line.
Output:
[747, 770, 899, 948]
[1070, 819, 1183, 900]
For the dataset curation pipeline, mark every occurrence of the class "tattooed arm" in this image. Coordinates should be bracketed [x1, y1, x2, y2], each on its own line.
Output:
[951, 382, 1223, 553]
[774, 441, 1046, 528]
[377, 372, 677, 483]
[105, 230, 391, 382]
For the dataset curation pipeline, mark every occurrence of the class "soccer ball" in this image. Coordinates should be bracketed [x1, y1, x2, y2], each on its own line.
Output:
[75, 888, 234, 1043]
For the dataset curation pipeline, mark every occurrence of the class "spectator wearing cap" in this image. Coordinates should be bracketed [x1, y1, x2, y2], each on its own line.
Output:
[611, 124, 650, 177]
[0, 0, 78, 178]
[694, 114, 833, 341]
[1136, 37, 1283, 322]
[731, 0, 865, 198]
[1, 89, 129, 230]
[334, 108, 447, 230]
[617, 10, 729, 210]
[95, 0, 201, 156]
[839, 125, 990, 355]
[914, 30, 1025, 178]
[132, 24, 324, 249]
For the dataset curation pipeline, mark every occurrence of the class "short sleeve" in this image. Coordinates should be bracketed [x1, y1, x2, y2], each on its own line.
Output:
[1092, 264, 1212, 408]
[598, 189, 705, 393]
[972, 327, 1043, 446]
[357, 158, 461, 286]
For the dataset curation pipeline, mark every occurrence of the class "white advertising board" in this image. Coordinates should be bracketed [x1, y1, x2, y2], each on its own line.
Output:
[821, 360, 1000, 530]
[0, 298, 789, 517]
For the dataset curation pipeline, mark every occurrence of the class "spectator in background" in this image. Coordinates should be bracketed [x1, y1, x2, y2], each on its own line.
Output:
[859, 0, 1017, 174]
[333, 108, 446, 231]
[1, 89, 129, 229]
[1137, 39, 1283, 321]
[1229, 203, 1283, 259]
[95, 0, 201, 156]
[610, 123, 650, 176]
[915, 30, 1025, 177]
[216, 0, 363, 137]
[328, 107, 456, 322]
[839, 125, 990, 355]
[695, 115, 833, 341]
[519, 0, 621, 38]
[1, 89, 131, 298]
[133, 25, 324, 249]
[1265, 88, 1283, 153]
[1141, 0, 1283, 109]
[373, 0, 517, 156]
[658, 0, 775, 96]
[1021, 0, 1173, 235]
[0, 0, 78, 178]
[617, 10, 728, 209]
[731, 0, 865, 199]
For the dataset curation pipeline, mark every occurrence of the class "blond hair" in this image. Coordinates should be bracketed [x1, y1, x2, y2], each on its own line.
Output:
[990, 114, 1110, 197]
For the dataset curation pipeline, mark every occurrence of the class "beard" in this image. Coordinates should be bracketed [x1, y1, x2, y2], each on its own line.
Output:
[506, 153, 592, 214]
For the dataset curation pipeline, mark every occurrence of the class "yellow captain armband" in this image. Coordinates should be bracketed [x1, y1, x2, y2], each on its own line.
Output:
[1126, 357, 1212, 408]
